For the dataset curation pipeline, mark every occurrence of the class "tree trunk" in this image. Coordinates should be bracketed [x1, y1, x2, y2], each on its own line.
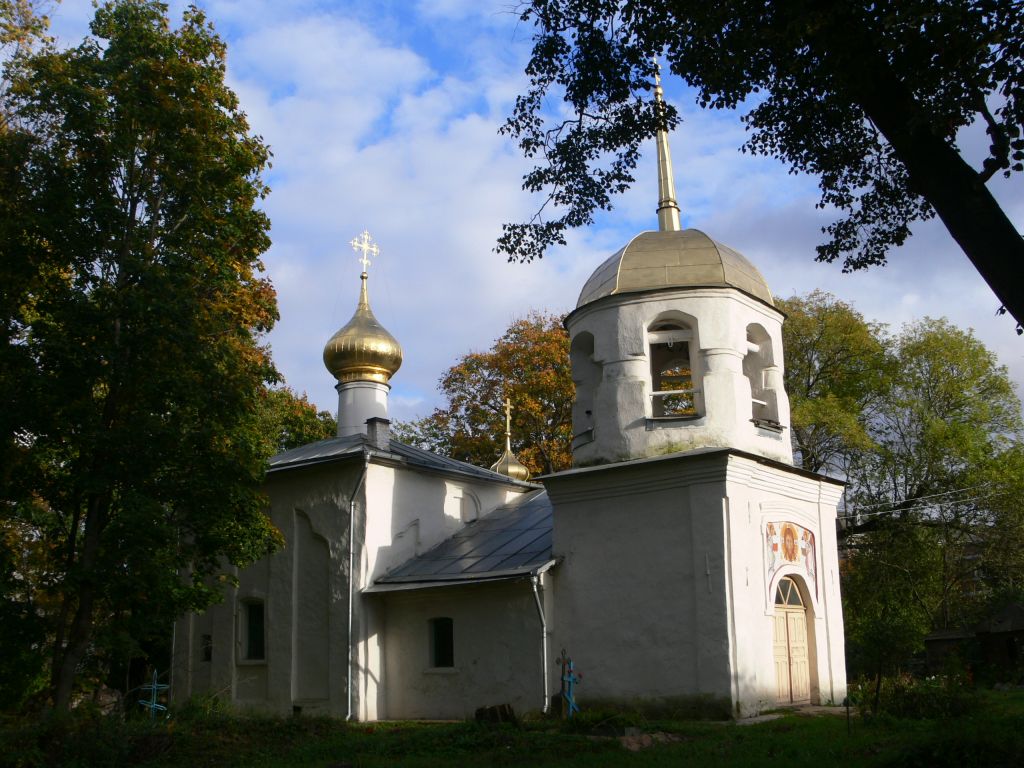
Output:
[51, 492, 109, 710]
[872, 668, 883, 716]
[858, 85, 1024, 328]
[809, 10, 1024, 328]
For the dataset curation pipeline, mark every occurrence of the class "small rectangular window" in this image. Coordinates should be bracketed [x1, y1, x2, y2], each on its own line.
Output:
[201, 633, 213, 662]
[429, 617, 454, 668]
[244, 601, 265, 660]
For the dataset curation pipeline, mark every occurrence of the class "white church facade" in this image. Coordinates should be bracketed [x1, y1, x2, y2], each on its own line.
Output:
[171, 80, 847, 719]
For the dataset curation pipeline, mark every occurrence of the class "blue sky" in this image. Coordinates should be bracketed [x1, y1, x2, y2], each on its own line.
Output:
[49, 1, 1024, 422]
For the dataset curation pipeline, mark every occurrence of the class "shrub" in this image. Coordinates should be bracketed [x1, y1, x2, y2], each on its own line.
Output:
[851, 673, 979, 719]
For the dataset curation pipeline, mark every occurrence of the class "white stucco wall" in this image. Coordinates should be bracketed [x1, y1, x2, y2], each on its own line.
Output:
[375, 578, 551, 719]
[171, 452, 535, 720]
[721, 454, 847, 712]
[171, 460, 362, 715]
[543, 449, 846, 717]
[360, 464, 522, 586]
[336, 381, 391, 437]
[352, 463, 531, 719]
[545, 453, 733, 708]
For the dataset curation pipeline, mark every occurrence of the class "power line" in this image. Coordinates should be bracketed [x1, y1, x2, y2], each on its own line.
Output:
[849, 484, 992, 513]
[842, 488, 1010, 521]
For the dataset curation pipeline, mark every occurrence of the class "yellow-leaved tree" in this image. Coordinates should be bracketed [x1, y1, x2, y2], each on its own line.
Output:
[395, 312, 573, 476]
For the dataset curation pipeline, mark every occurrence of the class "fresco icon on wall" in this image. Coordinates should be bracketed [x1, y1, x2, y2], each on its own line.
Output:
[765, 521, 817, 598]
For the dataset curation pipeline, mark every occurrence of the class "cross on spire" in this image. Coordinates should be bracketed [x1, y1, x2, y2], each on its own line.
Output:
[502, 396, 517, 452]
[350, 230, 379, 273]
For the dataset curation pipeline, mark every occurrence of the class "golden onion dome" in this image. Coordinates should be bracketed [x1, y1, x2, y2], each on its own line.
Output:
[490, 445, 531, 482]
[323, 273, 403, 384]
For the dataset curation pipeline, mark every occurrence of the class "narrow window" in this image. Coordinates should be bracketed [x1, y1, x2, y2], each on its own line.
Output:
[201, 633, 213, 662]
[648, 322, 698, 418]
[243, 600, 265, 660]
[428, 617, 454, 668]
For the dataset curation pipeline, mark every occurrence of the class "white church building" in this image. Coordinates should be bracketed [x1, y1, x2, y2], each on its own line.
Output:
[171, 79, 847, 719]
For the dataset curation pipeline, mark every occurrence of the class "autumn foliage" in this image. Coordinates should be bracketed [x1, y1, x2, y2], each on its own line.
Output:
[396, 313, 573, 476]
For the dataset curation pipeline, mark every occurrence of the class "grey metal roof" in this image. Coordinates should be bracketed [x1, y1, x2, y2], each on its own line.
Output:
[371, 489, 554, 589]
[576, 229, 775, 309]
[267, 434, 535, 487]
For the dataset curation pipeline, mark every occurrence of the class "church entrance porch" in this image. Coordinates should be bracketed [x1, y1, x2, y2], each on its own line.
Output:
[773, 576, 812, 704]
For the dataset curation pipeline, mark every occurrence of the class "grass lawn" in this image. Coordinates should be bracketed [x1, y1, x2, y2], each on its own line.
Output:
[3, 690, 1022, 768]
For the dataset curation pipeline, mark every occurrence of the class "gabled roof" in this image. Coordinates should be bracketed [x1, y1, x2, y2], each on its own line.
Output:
[267, 434, 535, 487]
[367, 489, 555, 592]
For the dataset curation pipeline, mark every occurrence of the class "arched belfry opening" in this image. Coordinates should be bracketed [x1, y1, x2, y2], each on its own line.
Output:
[743, 323, 781, 429]
[647, 319, 700, 419]
[570, 331, 600, 448]
[772, 575, 817, 704]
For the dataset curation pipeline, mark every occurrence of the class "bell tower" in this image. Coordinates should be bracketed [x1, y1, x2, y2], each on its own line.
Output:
[565, 73, 791, 466]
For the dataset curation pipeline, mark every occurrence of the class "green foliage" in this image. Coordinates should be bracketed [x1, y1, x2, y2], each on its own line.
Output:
[842, 517, 940, 681]
[849, 673, 978, 720]
[846, 319, 1024, 633]
[256, 387, 336, 455]
[0, 1, 282, 708]
[502, 1, 1024, 327]
[395, 312, 572, 475]
[0, 520, 48, 709]
[0, 1, 54, 132]
[781, 294, 1024, 677]
[779, 291, 889, 474]
[2, 693, 1024, 767]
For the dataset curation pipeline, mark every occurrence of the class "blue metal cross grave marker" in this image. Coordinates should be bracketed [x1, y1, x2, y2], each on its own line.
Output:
[138, 670, 169, 719]
[557, 649, 582, 719]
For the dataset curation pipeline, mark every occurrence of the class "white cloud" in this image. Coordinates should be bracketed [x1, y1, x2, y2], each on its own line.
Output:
[45, 0, 1024, 419]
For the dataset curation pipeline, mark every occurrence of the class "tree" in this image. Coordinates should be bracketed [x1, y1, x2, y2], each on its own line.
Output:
[779, 291, 889, 475]
[777, 294, 1024, 675]
[395, 312, 573, 475]
[841, 516, 939, 710]
[501, 1, 1024, 329]
[840, 318, 1024, 682]
[850, 318, 1022, 515]
[0, 1, 51, 49]
[0, 1, 281, 709]
[258, 387, 336, 455]
[1, 1, 55, 132]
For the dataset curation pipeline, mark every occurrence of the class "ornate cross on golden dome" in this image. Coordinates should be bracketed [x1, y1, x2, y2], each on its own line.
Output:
[490, 396, 531, 481]
[504, 397, 513, 443]
[350, 230, 379, 273]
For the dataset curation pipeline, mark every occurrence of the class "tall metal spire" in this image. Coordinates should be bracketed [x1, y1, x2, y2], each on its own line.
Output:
[653, 63, 681, 232]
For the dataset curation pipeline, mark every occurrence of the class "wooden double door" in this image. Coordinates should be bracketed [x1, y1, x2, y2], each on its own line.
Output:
[773, 576, 810, 704]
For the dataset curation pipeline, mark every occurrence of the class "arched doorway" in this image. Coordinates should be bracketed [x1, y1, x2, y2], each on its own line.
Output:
[773, 576, 811, 704]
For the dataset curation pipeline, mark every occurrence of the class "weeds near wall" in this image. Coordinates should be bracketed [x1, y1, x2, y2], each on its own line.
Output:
[850, 672, 978, 719]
